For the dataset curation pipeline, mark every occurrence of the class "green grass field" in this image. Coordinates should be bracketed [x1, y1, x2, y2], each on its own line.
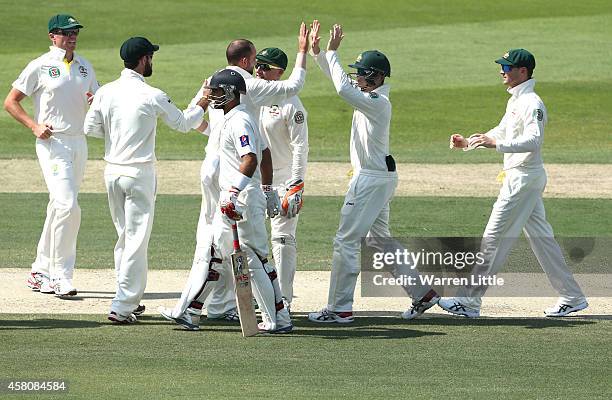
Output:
[1, 2, 611, 398]
[1, 315, 610, 399]
[1, 0, 611, 162]
[2, 193, 611, 271]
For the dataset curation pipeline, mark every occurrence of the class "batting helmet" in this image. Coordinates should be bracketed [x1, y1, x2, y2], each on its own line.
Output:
[206, 69, 247, 108]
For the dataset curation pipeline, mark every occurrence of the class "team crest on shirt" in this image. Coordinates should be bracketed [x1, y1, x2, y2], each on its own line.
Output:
[240, 135, 250, 147]
[533, 109, 543, 121]
[48, 67, 60, 78]
[79, 66, 88, 77]
[269, 105, 281, 117]
[294, 110, 304, 124]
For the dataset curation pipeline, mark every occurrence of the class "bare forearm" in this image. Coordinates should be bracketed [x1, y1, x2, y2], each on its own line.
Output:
[239, 153, 258, 179]
[260, 148, 273, 185]
[4, 98, 36, 131]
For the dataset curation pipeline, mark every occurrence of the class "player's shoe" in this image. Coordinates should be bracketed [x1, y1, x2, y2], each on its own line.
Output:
[401, 290, 440, 320]
[39, 279, 55, 294]
[308, 308, 354, 323]
[27, 272, 49, 291]
[258, 321, 293, 334]
[207, 308, 240, 322]
[132, 305, 146, 316]
[438, 298, 480, 318]
[158, 306, 200, 331]
[53, 279, 78, 298]
[108, 311, 137, 324]
[544, 300, 588, 317]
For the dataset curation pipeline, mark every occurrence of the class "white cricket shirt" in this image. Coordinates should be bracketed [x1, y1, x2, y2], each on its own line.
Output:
[217, 104, 265, 192]
[316, 51, 392, 173]
[83, 68, 203, 165]
[12, 46, 99, 136]
[259, 96, 309, 186]
[486, 79, 547, 170]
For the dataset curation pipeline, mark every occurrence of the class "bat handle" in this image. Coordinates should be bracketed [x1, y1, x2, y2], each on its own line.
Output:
[231, 222, 240, 251]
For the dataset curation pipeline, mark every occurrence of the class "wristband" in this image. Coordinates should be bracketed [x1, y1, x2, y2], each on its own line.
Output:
[232, 172, 251, 191]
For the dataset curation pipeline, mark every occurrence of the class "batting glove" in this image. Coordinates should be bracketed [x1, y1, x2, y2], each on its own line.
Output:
[281, 180, 304, 218]
[262, 184, 280, 219]
[220, 187, 243, 221]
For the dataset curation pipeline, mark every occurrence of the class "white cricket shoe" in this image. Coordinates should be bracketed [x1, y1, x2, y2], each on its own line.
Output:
[207, 308, 240, 322]
[40, 279, 55, 294]
[258, 321, 293, 334]
[108, 311, 137, 324]
[53, 279, 77, 298]
[438, 298, 480, 318]
[544, 300, 589, 317]
[158, 306, 200, 331]
[27, 272, 49, 291]
[308, 308, 354, 323]
[401, 291, 441, 320]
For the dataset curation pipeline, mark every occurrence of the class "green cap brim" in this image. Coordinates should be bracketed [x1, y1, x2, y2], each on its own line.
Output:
[495, 57, 514, 66]
[256, 55, 282, 68]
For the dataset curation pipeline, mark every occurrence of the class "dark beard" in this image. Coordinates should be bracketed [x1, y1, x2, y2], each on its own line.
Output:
[143, 62, 153, 77]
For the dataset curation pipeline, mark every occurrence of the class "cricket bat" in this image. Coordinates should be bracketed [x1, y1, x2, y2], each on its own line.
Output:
[230, 222, 259, 337]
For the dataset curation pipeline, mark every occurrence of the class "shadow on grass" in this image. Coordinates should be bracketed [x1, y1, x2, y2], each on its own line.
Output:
[144, 316, 446, 339]
[75, 291, 181, 300]
[0, 318, 102, 330]
[290, 312, 603, 329]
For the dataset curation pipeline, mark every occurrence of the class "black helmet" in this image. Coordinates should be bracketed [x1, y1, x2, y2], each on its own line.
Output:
[348, 50, 391, 77]
[207, 69, 247, 93]
[206, 69, 247, 108]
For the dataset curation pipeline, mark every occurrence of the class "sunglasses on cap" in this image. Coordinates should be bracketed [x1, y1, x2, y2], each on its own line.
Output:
[256, 62, 283, 71]
[53, 29, 80, 37]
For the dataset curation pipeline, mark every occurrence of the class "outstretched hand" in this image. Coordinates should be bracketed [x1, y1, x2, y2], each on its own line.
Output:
[310, 20, 321, 55]
[298, 22, 310, 53]
[327, 24, 344, 51]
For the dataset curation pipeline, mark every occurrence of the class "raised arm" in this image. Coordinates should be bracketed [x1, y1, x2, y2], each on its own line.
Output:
[249, 23, 309, 107]
[309, 19, 332, 79]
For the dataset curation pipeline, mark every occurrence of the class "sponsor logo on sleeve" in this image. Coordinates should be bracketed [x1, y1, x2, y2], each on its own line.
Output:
[294, 110, 304, 124]
[79, 66, 88, 77]
[369, 92, 379, 99]
[240, 134, 250, 147]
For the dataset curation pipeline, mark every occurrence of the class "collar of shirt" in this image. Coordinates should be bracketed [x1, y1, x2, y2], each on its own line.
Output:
[507, 78, 535, 98]
[120, 68, 145, 82]
[372, 83, 390, 97]
[48, 46, 83, 65]
[223, 103, 247, 121]
[226, 65, 254, 80]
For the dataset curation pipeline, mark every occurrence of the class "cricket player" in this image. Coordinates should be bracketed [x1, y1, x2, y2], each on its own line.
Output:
[4, 14, 98, 297]
[204, 69, 291, 333]
[158, 24, 310, 330]
[442, 48, 588, 318]
[307, 22, 438, 323]
[83, 37, 208, 324]
[256, 47, 309, 309]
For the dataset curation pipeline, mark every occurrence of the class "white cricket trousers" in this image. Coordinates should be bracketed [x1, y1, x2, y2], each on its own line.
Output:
[270, 209, 299, 304]
[104, 163, 156, 316]
[327, 169, 398, 312]
[170, 167, 224, 317]
[457, 167, 586, 309]
[33, 134, 87, 281]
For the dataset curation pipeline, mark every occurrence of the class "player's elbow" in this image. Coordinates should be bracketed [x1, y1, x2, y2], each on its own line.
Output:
[3, 96, 15, 113]
[240, 153, 258, 177]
